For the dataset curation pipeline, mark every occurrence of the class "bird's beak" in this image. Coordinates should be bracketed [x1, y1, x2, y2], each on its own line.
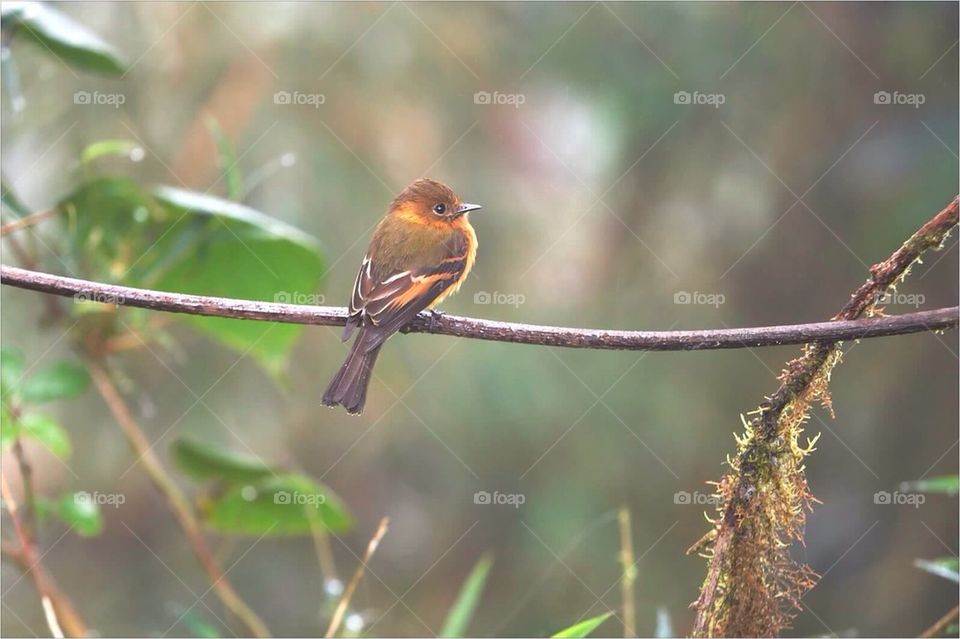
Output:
[456, 202, 482, 215]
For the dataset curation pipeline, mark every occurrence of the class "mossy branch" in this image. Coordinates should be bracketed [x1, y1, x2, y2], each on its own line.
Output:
[690, 196, 959, 637]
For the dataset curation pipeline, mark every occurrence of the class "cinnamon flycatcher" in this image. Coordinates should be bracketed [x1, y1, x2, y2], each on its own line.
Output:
[322, 179, 481, 415]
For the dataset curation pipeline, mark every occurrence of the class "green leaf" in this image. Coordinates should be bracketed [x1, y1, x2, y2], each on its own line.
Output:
[59, 177, 186, 286]
[80, 139, 142, 165]
[202, 473, 353, 536]
[152, 186, 325, 376]
[551, 612, 613, 638]
[901, 476, 959, 496]
[172, 437, 276, 483]
[440, 554, 494, 637]
[21, 361, 90, 403]
[915, 557, 960, 583]
[57, 492, 103, 536]
[58, 178, 325, 375]
[206, 118, 243, 201]
[19, 412, 71, 458]
[1, 2, 127, 75]
[1, 346, 25, 399]
[152, 186, 321, 249]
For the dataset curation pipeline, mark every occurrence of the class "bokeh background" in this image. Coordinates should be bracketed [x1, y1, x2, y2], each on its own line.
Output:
[1, 2, 958, 637]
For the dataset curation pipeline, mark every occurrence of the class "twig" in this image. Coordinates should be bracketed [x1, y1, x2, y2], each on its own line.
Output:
[85, 359, 271, 638]
[921, 604, 960, 638]
[11, 437, 36, 538]
[325, 517, 390, 638]
[617, 507, 637, 638]
[0, 209, 55, 237]
[0, 472, 86, 637]
[0, 265, 955, 351]
[692, 195, 959, 636]
[307, 510, 341, 595]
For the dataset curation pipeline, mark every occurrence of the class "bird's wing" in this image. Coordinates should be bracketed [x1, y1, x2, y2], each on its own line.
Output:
[345, 249, 468, 352]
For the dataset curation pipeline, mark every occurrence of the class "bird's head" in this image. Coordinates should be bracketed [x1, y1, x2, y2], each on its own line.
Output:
[389, 178, 481, 225]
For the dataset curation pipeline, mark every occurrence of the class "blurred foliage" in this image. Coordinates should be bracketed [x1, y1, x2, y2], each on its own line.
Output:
[551, 611, 613, 638]
[175, 437, 353, 536]
[1, 1, 126, 75]
[440, 553, 494, 637]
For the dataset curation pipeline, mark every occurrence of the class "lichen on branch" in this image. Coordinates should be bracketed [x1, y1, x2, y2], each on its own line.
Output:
[691, 196, 959, 638]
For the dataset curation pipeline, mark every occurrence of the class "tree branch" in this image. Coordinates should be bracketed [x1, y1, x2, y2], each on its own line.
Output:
[0, 265, 955, 351]
[691, 195, 959, 637]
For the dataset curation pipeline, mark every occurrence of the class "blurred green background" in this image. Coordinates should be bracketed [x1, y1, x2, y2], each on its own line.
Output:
[1, 2, 957, 637]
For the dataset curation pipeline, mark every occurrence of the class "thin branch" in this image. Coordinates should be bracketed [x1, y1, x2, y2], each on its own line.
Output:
[84, 360, 271, 638]
[325, 517, 390, 638]
[0, 209, 55, 237]
[0, 473, 86, 637]
[0, 265, 955, 351]
[691, 195, 959, 636]
[921, 604, 960, 638]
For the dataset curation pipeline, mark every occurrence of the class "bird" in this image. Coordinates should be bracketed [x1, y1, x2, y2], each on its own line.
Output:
[322, 178, 481, 415]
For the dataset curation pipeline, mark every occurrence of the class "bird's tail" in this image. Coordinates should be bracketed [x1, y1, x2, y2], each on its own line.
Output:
[322, 329, 383, 415]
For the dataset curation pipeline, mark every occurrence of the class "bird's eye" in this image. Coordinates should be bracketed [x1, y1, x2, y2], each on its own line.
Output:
[432, 203, 446, 215]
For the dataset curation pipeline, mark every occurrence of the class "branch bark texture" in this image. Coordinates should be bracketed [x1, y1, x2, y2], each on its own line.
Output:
[0, 265, 955, 351]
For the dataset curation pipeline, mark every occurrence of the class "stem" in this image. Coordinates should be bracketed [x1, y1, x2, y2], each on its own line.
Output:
[617, 507, 637, 639]
[0, 209, 55, 237]
[1, 265, 956, 351]
[85, 359, 271, 638]
[921, 604, 960, 638]
[0, 473, 87, 637]
[325, 517, 390, 638]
